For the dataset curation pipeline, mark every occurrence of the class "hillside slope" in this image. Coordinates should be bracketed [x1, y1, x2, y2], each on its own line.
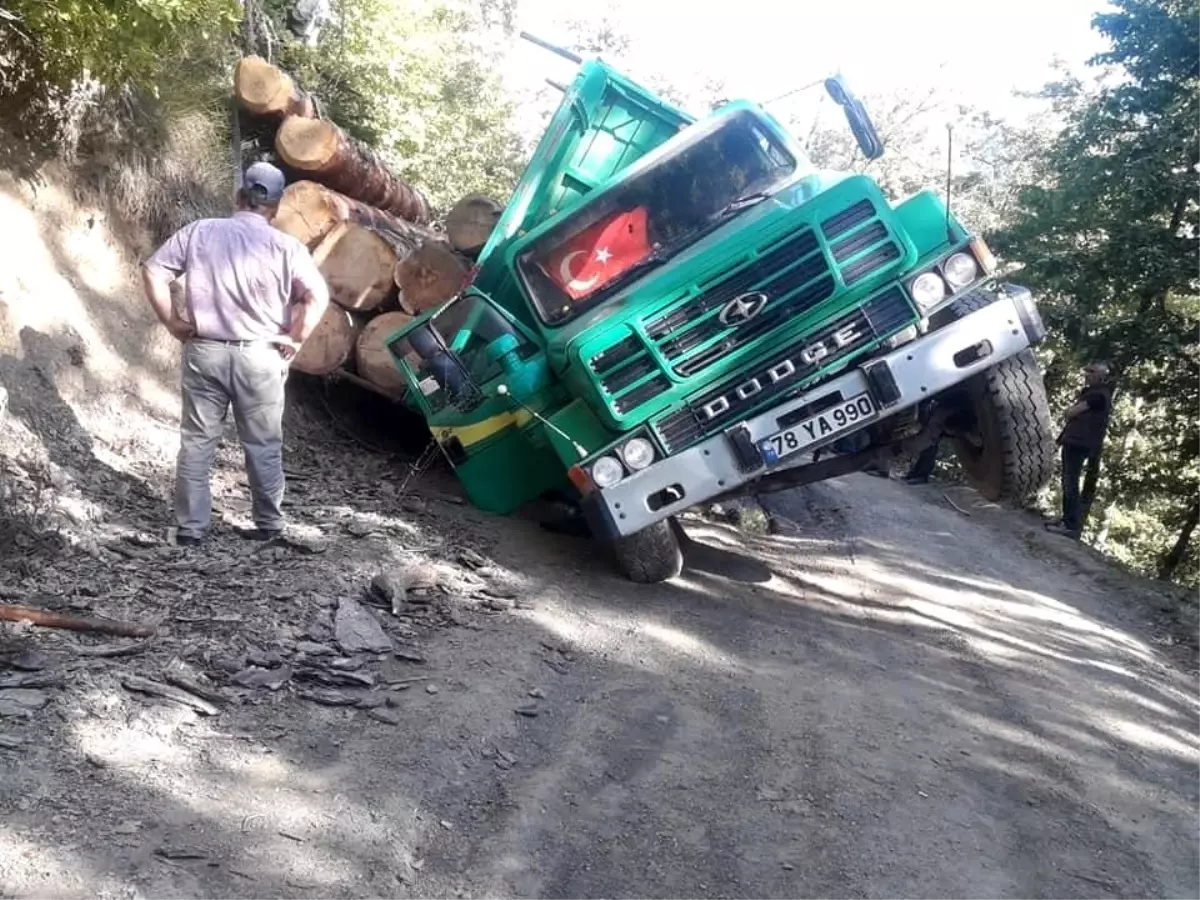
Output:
[0, 171, 1196, 899]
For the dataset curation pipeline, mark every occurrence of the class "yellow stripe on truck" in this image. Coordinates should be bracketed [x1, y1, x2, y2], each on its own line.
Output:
[437, 409, 533, 448]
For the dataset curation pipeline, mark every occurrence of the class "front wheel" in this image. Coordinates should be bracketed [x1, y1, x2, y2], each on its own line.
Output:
[952, 348, 1055, 503]
[611, 519, 684, 583]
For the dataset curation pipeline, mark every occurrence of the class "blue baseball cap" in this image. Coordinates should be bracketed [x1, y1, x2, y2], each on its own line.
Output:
[243, 161, 286, 204]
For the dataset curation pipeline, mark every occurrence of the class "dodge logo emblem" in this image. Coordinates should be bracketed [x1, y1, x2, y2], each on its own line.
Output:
[718, 292, 769, 327]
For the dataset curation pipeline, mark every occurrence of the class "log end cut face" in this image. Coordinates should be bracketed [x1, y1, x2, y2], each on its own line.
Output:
[356, 312, 415, 398]
[293, 306, 360, 375]
[317, 224, 397, 313]
[277, 116, 340, 171]
[235, 56, 298, 117]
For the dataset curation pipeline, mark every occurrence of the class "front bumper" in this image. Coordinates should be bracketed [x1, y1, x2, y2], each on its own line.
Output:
[583, 286, 1042, 539]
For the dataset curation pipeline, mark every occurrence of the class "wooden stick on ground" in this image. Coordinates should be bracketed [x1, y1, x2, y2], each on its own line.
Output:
[122, 675, 220, 716]
[0, 603, 156, 638]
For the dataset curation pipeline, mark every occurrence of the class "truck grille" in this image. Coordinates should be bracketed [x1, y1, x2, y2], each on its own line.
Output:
[640, 200, 901, 382]
[643, 228, 835, 379]
[654, 287, 914, 454]
[586, 197, 903, 419]
[823, 199, 902, 286]
[587, 333, 672, 415]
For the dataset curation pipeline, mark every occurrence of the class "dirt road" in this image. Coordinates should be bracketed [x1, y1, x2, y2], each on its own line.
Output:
[2, 167, 1195, 899]
[1, 402, 1196, 899]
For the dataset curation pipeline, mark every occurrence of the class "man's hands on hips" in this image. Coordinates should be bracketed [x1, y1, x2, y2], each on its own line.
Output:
[165, 315, 195, 343]
[276, 337, 301, 361]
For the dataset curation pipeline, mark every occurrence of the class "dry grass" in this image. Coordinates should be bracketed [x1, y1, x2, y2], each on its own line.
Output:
[101, 108, 233, 242]
[1, 36, 233, 245]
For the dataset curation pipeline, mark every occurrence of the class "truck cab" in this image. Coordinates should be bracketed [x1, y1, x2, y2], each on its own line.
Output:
[385, 52, 1055, 582]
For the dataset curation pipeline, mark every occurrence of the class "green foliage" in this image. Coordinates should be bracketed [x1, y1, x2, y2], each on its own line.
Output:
[800, 89, 1056, 239]
[4, 0, 240, 91]
[265, 0, 525, 209]
[995, 0, 1200, 585]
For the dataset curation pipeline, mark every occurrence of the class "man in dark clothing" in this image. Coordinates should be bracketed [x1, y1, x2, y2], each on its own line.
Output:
[1046, 361, 1113, 538]
[902, 437, 941, 485]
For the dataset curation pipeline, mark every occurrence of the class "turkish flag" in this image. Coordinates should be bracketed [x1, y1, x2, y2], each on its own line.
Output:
[540, 207, 652, 301]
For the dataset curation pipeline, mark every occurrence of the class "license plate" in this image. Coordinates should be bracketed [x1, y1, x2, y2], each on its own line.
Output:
[759, 393, 876, 464]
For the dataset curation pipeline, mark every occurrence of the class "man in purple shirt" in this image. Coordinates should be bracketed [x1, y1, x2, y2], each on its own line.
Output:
[142, 161, 330, 546]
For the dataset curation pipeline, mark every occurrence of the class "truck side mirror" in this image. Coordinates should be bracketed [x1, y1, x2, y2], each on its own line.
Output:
[824, 75, 884, 161]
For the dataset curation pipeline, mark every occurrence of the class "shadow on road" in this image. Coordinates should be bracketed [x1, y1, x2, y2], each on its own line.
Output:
[0, 394, 1196, 899]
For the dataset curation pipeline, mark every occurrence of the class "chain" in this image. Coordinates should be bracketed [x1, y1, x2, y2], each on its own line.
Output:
[395, 439, 441, 499]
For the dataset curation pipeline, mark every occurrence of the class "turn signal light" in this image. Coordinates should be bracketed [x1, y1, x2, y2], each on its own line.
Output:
[567, 464, 595, 495]
[970, 236, 997, 274]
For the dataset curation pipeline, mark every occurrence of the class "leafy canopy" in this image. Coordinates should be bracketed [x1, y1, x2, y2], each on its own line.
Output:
[6, 0, 241, 90]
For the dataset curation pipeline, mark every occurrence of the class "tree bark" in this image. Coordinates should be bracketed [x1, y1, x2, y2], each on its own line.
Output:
[276, 116, 431, 223]
[234, 55, 317, 119]
[445, 193, 502, 257]
[274, 181, 440, 257]
[394, 240, 469, 314]
[356, 312, 417, 398]
[1157, 499, 1199, 582]
[292, 306, 362, 375]
[311, 222, 397, 313]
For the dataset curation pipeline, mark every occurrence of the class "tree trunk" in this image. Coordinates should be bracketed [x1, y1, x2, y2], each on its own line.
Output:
[273, 180, 440, 256]
[311, 222, 397, 313]
[234, 55, 316, 119]
[356, 312, 417, 398]
[1157, 499, 1199, 582]
[445, 193, 502, 257]
[292, 306, 362, 375]
[394, 240, 469, 314]
[275, 116, 431, 223]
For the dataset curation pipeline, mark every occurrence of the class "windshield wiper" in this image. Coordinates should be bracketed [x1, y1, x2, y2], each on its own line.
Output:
[710, 190, 772, 222]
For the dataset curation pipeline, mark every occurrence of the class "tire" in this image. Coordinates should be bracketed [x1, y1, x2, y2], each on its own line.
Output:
[611, 518, 684, 583]
[947, 292, 1055, 503]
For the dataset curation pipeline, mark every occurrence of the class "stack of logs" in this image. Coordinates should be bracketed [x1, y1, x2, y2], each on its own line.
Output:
[232, 55, 504, 398]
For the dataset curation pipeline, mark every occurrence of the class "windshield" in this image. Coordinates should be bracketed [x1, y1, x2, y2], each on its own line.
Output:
[517, 110, 801, 325]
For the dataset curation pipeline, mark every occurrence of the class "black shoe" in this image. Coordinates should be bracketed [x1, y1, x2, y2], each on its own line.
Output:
[1044, 523, 1080, 539]
[236, 526, 284, 542]
[176, 534, 203, 547]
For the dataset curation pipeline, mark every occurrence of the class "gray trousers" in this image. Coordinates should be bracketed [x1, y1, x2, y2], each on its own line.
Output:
[175, 339, 288, 538]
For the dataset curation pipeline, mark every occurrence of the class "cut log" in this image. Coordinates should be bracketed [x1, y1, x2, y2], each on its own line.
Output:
[274, 181, 438, 296]
[234, 56, 316, 119]
[276, 117, 431, 223]
[445, 194, 502, 257]
[292, 306, 361, 375]
[273, 181, 437, 257]
[273, 181, 340, 247]
[356, 312, 417, 399]
[394, 241, 470, 314]
[311, 222, 397, 313]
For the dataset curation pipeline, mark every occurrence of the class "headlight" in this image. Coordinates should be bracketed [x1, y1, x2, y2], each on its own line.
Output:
[910, 272, 947, 311]
[621, 437, 655, 471]
[590, 455, 624, 489]
[942, 252, 979, 289]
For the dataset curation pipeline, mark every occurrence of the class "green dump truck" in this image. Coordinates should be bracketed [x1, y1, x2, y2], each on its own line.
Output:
[385, 37, 1055, 582]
